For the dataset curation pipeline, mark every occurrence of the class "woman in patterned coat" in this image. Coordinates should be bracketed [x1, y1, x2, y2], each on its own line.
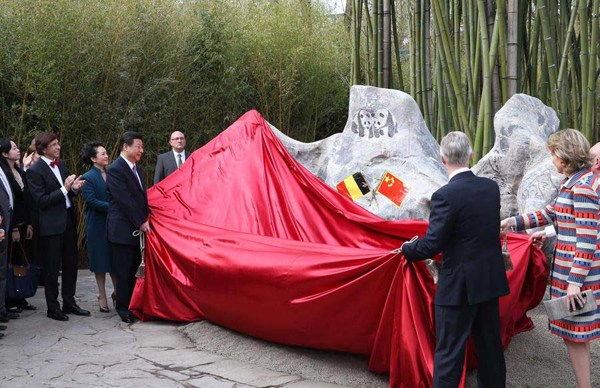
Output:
[501, 128, 599, 388]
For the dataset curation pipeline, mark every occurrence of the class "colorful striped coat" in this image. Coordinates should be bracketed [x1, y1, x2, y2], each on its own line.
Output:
[514, 167, 600, 342]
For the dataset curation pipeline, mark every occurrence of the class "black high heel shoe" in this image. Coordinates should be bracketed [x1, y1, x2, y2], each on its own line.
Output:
[111, 292, 116, 308]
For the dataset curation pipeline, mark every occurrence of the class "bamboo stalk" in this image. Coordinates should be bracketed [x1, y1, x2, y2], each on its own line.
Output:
[382, 0, 391, 88]
[557, 0, 579, 128]
[537, 0, 560, 116]
[430, 0, 471, 137]
[351, 0, 361, 85]
[506, 0, 519, 97]
[476, 0, 493, 159]
[579, 0, 590, 131]
[496, 0, 509, 103]
[390, 0, 405, 90]
[584, 0, 599, 138]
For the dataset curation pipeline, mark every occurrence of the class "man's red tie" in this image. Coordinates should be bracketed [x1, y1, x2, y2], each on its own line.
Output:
[50, 159, 60, 168]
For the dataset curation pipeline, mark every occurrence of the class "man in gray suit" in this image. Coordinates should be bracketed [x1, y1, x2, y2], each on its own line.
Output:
[153, 131, 188, 184]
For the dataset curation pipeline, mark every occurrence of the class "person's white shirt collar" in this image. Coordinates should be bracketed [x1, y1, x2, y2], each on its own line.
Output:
[120, 154, 136, 169]
[448, 167, 471, 180]
[172, 149, 185, 159]
[41, 155, 57, 166]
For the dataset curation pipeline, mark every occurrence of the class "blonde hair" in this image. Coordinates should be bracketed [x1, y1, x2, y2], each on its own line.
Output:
[547, 128, 592, 175]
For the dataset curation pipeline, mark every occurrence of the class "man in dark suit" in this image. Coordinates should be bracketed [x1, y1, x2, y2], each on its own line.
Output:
[401, 131, 509, 388]
[26, 132, 89, 321]
[153, 131, 188, 184]
[106, 131, 149, 323]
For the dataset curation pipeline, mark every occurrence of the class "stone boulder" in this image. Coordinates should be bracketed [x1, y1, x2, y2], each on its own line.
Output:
[273, 87, 562, 223]
[472, 94, 562, 219]
[271, 85, 447, 220]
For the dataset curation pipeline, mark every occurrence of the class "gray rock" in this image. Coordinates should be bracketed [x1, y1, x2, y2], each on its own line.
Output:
[272, 85, 447, 220]
[275, 89, 562, 223]
[472, 93, 562, 219]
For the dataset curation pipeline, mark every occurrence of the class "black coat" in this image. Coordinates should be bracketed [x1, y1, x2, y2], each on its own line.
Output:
[106, 156, 149, 246]
[402, 171, 510, 306]
[6, 166, 31, 227]
[26, 159, 77, 237]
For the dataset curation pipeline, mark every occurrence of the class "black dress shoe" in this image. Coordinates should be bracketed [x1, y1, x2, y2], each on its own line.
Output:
[120, 314, 135, 324]
[47, 310, 69, 321]
[62, 304, 91, 316]
[0, 332, 4, 338]
[0, 312, 19, 322]
[0, 325, 6, 330]
[21, 303, 37, 311]
[8, 307, 23, 314]
[7, 312, 19, 319]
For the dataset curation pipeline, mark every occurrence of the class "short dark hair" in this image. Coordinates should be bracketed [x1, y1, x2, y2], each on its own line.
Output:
[35, 132, 58, 155]
[80, 141, 104, 166]
[119, 131, 143, 150]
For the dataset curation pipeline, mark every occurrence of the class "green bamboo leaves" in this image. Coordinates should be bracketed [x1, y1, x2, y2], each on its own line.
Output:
[351, 1, 600, 159]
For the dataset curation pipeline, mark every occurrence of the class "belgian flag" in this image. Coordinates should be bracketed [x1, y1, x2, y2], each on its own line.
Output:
[336, 172, 371, 201]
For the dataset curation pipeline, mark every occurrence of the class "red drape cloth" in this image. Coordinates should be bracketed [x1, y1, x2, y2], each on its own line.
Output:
[130, 110, 548, 387]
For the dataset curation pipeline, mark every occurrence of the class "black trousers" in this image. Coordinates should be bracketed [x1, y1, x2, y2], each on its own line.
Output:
[40, 211, 78, 312]
[110, 243, 140, 319]
[433, 298, 506, 388]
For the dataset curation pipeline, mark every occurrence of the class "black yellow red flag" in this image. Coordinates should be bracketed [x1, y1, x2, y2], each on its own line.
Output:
[336, 172, 371, 201]
[376, 171, 410, 207]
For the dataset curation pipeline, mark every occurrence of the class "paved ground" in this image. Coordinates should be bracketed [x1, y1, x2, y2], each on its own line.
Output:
[1, 270, 599, 387]
[0, 271, 348, 388]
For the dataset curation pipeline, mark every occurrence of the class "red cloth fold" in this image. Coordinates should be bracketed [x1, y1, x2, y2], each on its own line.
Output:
[130, 110, 548, 387]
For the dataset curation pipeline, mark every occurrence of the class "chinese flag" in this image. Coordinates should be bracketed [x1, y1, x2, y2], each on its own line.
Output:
[376, 171, 410, 207]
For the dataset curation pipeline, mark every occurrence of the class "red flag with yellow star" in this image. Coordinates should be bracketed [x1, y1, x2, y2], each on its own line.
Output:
[376, 171, 410, 207]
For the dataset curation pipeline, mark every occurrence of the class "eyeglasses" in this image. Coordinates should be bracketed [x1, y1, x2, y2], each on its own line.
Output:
[171, 137, 185, 141]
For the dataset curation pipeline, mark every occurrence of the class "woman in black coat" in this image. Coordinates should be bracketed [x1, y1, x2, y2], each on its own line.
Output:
[1, 138, 35, 311]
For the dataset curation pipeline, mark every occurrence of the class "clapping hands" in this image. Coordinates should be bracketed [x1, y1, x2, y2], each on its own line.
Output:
[64, 174, 86, 191]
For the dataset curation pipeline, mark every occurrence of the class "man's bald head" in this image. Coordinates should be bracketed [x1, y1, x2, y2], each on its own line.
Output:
[590, 142, 600, 176]
[169, 131, 186, 153]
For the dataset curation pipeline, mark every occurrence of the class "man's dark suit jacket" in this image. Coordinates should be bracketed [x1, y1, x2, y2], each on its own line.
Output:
[153, 150, 188, 184]
[106, 156, 149, 246]
[26, 159, 77, 237]
[402, 171, 509, 306]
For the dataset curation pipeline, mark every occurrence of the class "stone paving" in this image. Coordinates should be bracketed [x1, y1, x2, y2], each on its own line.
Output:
[0, 271, 349, 388]
[3, 270, 600, 387]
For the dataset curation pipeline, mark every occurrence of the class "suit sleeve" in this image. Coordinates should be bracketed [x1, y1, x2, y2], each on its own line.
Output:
[82, 179, 108, 213]
[26, 167, 68, 209]
[402, 191, 455, 262]
[106, 166, 147, 228]
[153, 156, 164, 185]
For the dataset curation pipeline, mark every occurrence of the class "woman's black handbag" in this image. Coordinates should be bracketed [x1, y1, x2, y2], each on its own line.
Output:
[6, 241, 40, 299]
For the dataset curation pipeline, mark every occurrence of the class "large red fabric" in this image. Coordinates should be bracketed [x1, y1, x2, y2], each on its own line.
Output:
[130, 110, 548, 387]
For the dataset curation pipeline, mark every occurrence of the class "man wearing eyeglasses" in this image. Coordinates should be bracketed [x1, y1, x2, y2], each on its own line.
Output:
[153, 131, 188, 184]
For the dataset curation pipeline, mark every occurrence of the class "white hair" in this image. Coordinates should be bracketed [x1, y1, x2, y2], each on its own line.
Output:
[440, 131, 472, 166]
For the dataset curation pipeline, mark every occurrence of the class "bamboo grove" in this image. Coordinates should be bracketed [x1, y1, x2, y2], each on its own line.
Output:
[351, 0, 600, 161]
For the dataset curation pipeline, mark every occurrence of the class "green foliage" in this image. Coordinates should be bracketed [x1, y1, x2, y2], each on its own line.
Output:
[0, 0, 351, 175]
[0, 0, 351, 262]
